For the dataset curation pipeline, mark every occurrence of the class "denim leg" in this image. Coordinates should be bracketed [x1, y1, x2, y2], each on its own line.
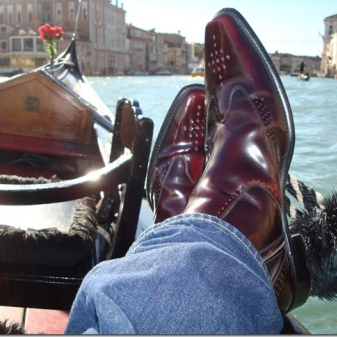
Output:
[64, 213, 283, 334]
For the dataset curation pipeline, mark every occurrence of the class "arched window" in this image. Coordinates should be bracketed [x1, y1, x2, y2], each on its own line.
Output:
[56, 2, 62, 20]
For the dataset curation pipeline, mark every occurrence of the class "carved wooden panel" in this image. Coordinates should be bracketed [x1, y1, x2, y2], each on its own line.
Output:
[0, 71, 93, 144]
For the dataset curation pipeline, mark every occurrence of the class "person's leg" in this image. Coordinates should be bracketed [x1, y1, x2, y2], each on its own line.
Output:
[65, 213, 283, 334]
[183, 8, 310, 313]
[65, 7, 310, 335]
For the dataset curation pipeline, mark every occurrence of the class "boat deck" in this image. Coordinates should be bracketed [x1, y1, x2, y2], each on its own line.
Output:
[0, 306, 68, 334]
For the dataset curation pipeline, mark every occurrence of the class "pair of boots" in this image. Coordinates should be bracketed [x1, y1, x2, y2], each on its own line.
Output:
[147, 8, 311, 313]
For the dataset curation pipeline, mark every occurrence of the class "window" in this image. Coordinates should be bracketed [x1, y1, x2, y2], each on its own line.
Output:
[17, 5, 22, 23]
[83, 8, 88, 20]
[56, 3, 62, 21]
[0, 26, 6, 32]
[37, 39, 45, 51]
[8, 5, 13, 23]
[69, 2, 75, 21]
[0, 57, 10, 67]
[329, 25, 334, 35]
[42, 10, 51, 22]
[1, 40, 7, 51]
[23, 38, 33, 51]
[27, 4, 33, 22]
[36, 4, 41, 18]
[11, 38, 21, 51]
[82, 1, 88, 20]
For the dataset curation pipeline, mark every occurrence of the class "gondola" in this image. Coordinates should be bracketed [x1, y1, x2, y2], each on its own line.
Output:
[0, 3, 313, 335]
[0, 42, 310, 334]
[298, 72, 310, 81]
[0, 3, 154, 315]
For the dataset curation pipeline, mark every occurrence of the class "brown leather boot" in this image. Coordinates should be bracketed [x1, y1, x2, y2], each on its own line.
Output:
[183, 8, 311, 313]
[147, 84, 205, 223]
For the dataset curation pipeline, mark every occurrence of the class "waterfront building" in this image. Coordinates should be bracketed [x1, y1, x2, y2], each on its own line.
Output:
[327, 32, 337, 78]
[269, 51, 321, 76]
[126, 24, 148, 75]
[145, 28, 167, 75]
[321, 13, 337, 77]
[0, 0, 197, 76]
[0, 0, 127, 76]
[0, 0, 49, 74]
[161, 32, 189, 74]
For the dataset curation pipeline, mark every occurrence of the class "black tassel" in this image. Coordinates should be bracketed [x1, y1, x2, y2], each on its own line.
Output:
[0, 320, 26, 334]
[290, 189, 337, 300]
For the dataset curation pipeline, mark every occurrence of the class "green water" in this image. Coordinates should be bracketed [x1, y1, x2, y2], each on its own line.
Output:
[283, 76, 337, 334]
[89, 74, 337, 334]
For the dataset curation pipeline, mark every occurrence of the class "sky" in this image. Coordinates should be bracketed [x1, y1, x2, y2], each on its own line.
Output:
[120, 0, 336, 57]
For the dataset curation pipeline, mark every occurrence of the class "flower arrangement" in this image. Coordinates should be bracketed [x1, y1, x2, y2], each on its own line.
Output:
[38, 24, 64, 74]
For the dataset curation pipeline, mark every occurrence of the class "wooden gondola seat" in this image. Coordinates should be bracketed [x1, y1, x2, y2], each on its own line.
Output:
[0, 99, 153, 310]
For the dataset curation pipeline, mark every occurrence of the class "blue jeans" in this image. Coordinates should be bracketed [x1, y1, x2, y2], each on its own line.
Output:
[64, 213, 283, 334]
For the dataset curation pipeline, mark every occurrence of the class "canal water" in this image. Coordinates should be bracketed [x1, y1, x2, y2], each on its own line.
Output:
[89, 74, 337, 334]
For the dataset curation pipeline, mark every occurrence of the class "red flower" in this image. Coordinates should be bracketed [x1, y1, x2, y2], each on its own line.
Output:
[38, 23, 64, 57]
[54, 26, 64, 37]
[38, 24, 64, 41]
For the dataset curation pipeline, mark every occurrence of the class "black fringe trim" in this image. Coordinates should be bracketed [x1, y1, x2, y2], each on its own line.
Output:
[290, 189, 337, 300]
[0, 175, 98, 266]
[0, 320, 26, 334]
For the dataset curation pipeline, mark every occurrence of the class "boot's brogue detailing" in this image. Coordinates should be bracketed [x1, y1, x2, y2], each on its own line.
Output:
[184, 8, 311, 313]
[147, 84, 206, 223]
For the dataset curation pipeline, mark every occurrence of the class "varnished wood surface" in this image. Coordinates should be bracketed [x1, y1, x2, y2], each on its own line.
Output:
[0, 71, 93, 144]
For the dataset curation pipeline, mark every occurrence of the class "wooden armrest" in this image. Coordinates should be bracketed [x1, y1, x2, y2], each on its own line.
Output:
[0, 153, 132, 205]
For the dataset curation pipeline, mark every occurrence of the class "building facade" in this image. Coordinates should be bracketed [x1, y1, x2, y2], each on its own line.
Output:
[0, 0, 49, 74]
[321, 14, 337, 77]
[270, 52, 321, 76]
[161, 33, 189, 74]
[0, 0, 198, 76]
[145, 28, 167, 74]
[0, 0, 127, 75]
[126, 23, 147, 75]
[87, 0, 126, 75]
